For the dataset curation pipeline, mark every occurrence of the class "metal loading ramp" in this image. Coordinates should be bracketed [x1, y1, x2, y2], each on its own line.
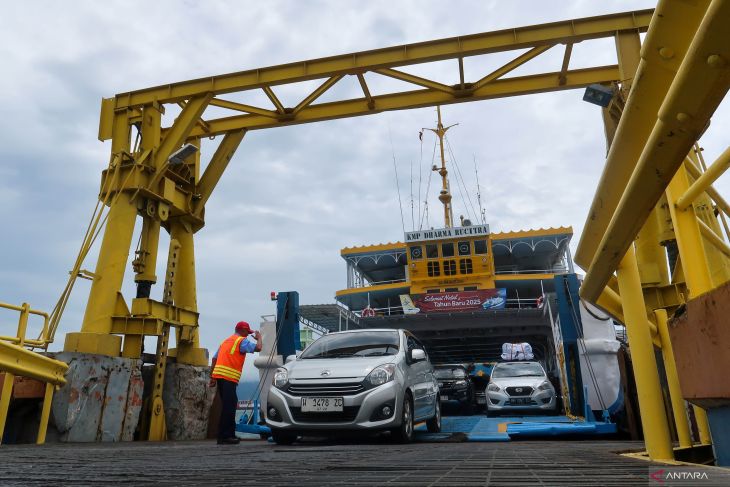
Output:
[416, 415, 616, 443]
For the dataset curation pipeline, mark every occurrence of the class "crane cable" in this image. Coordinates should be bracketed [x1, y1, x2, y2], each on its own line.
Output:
[445, 136, 479, 222]
[42, 151, 138, 346]
[388, 124, 406, 234]
[418, 140, 437, 230]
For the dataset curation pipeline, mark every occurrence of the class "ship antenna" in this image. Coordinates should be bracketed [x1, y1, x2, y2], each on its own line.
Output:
[423, 106, 458, 228]
[474, 154, 486, 224]
[388, 123, 406, 233]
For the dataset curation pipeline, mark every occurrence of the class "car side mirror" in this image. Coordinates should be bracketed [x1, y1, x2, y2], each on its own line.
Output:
[285, 355, 297, 364]
[411, 349, 426, 362]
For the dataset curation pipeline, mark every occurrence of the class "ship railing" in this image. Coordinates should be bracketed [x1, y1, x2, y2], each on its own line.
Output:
[494, 266, 568, 275]
[348, 278, 408, 289]
[0, 301, 69, 445]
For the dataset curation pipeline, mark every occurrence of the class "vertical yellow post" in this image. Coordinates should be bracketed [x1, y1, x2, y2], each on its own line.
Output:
[169, 220, 207, 366]
[36, 383, 55, 445]
[665, 164, 713, 445]
[654, 309, 692, 448]
[0, 372, 14, 445]
[64, 110, 135, 356]
[616, 247, 673, 460]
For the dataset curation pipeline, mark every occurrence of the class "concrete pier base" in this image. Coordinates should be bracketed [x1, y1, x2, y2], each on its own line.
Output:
[162, 363, 214, 440]
[49, 352, 143, 442]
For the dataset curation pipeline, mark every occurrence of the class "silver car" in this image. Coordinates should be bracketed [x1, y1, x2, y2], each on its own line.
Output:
[485, 361, 557, 416]
[266, 328, 441, 444]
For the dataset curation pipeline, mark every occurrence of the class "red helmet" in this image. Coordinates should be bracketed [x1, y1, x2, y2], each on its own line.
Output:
[235, 321, 253, 335]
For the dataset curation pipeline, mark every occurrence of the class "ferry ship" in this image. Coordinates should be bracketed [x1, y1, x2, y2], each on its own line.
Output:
[328, 108, 576, 399]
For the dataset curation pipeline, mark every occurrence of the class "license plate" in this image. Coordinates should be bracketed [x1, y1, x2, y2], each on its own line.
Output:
[510, 398, 528, 405]
[301, 397, 344, 412]
[476, 397, 486, 404]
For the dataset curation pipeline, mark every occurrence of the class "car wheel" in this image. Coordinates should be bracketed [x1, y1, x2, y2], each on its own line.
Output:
[271, 428, 297, 445]
[391, 394, 414, 443]
[427, 396, 441, 433]
[486, 404, 497, 418]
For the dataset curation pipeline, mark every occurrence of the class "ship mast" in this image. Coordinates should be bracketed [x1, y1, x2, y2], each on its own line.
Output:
[425, 106, 457, 228]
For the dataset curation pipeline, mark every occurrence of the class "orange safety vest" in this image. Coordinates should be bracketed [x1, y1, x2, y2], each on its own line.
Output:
[211, 334, 247, 383]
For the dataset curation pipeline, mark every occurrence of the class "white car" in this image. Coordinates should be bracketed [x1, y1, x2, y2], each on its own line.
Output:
[266, 329, 441, 444]
[485, 361, 557, 416]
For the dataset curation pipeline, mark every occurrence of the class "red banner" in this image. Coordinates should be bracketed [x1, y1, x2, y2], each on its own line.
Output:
[412, 288, 506, 313]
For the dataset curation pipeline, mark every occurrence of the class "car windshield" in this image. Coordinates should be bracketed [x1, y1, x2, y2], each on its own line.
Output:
[434, 367, 467, 379]
[300, 331, 400, 359]
[491, 362, 545, 378]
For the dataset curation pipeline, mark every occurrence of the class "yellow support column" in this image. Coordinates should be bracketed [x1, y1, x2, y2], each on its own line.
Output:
[36, 382, 55, 445]
[168, 220, 207, 366]
[64, 110, 135, 356]
[0, 372, 14, 444]
[616, 247, 673, 460]
[654, 309, 692, 448]
[666, 164, 714, 445]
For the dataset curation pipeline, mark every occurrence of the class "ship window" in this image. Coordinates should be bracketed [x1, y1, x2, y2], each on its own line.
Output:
[443, 260, 457, 276]
[426, 289, 440, 293]
[441, 242, 454, 257]
[458, 241, 471, 256]
[409, 245, 423, 260]
[474, 240, 488, 255]
[459, 258, 473, 274]
[426, 244, 439, 259]
[445, 287, 458, 292]
[427, 261, 440, 277]
[464, 286, 478, 291]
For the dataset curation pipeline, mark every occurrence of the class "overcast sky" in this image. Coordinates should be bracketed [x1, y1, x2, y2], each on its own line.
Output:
[2, 1, 729, 375]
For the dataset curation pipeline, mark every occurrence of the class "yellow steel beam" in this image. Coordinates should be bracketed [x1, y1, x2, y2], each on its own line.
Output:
[676, 145, 730, 210]
[262, 86, 286, 114]
[580, 0, 730, 301]
[685, 157, 730, 218]
[356, 74, 374, 109]
[698, 217, 730, 258]
[182, 66, 620, 137]
[209, 98, 279, 118]
[194, 129, 247, 217]
[575, 0, 709, 272]
[616, 247, 674, 460]
[0, 341, 67, 385]
[154, 94, 212, 167]
[558, 44, 573, 86]
[375, 68, 456, 95]
[108, 10, 652, 111]
[472, 44, 554, 90]
[292, 75, 344, 115]
[654, 309, 692, 448]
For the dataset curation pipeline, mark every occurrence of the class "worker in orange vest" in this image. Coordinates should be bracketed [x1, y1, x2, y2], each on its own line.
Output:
[210, 321, 262, 444]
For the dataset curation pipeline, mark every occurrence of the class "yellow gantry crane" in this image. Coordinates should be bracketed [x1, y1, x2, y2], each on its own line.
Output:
[2, 1, 729, 463]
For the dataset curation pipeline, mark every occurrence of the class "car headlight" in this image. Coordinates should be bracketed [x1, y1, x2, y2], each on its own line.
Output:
[487, 383, 500, 392]
[273, 368, 288, 389]
[455, 380, 467, 386]
[366, 364, 396, 387]
[538, 380, 552, 391]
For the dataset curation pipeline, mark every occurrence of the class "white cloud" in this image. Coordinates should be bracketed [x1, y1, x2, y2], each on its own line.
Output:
[2, 0, 728, 373]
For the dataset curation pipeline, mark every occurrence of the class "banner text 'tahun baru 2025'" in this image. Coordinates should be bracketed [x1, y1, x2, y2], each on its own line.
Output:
[400, 288, 506, 313]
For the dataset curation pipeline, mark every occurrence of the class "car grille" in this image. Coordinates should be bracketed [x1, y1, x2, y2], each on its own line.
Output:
[290, 406, 361, 423]
[506, 386, 534, 397]
[287, 382, 365, 397]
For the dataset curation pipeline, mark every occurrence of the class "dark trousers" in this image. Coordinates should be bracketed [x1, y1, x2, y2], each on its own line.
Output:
[217, 379, 238, 440]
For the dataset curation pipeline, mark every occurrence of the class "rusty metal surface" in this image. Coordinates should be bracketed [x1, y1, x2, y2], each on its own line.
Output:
[2, 439, 729, 486]
[669, 280, 730, 409]
[49, 353, 143, 442]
